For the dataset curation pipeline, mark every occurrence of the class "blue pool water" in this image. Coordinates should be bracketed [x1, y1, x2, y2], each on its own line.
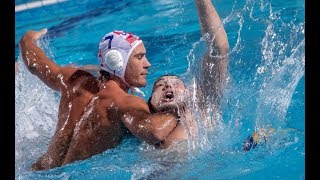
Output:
[15, 0, 305, 179]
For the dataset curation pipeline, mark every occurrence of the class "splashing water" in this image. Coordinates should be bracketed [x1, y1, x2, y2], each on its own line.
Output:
[15, 0, 304, 178]
[182, 0, 304, 167]
[15, 62, 60, 174]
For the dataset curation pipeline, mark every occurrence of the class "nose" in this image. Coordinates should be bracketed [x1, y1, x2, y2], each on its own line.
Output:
[163, 83, 172, 90]
[144, 57, 151, 68]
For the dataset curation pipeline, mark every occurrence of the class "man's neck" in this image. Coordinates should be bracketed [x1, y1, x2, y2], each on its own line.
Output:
[100, 75, 130, 92]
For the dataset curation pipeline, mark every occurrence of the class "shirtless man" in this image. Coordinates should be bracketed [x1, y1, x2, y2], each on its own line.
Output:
[20, 29, 180, 171]
[145, 0, 229, 148]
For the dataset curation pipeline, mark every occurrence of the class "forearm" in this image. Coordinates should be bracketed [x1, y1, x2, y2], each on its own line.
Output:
[194, 0, 229, 56]
[156, 123, 187, 149]
[122, 110, 179, 144]
[148, 112, 180, 142]
[19, 30, 65, 91]
[20, 33, 56, 75]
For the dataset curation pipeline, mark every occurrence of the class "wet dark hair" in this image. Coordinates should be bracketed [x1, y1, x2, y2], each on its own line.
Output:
[99, 69, 114, 82]
[147, 97, 157, 113]
[99, 69, 110, 78]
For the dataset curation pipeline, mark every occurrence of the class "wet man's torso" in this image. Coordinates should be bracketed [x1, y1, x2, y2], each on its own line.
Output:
[57, 70, 128, 163]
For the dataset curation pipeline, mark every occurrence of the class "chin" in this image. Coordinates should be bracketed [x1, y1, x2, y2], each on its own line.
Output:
[157, 102, 180, 112]
[132, 80, 146, 87]
[139, 79, 147, 87]
[138, 82, 147, 87]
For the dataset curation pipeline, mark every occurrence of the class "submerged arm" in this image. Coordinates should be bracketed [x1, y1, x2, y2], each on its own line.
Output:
[19, 29, 78, 91]
[195, 0, 229, 105]
[31, 129, 74, 171]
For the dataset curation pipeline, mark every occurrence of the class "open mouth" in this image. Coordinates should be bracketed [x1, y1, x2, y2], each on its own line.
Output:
[162, 91, 174, 101]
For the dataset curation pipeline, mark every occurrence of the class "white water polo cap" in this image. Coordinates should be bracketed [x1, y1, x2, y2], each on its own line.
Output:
[98, 30, 143, 86]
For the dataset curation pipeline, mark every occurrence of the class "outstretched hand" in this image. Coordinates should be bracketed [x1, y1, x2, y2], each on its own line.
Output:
[25, 28, 48, 41]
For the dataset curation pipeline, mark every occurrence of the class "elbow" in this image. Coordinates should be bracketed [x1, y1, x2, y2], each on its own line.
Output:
[19, 41, 39, 74]
[19, 32, 32, 48]
[140, 130, 166, 145]
[151, 129, 168, 143]
[23, 59, 38, 75]
[148, 115, 178, 144]
[217, 40, 229, 57]
[150, 122, 176, 143]
[223, 40, 229, 53]
[143, 128, 169, 145]
[210, 39, 229, 58]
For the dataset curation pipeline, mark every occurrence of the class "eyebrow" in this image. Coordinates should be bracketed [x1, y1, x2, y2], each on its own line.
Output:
[156, 78, 165, 82]
[155, 77, 180, 84]
[134, 53, 145, 57]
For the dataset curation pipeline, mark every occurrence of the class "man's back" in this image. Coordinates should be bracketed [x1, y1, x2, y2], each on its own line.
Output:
[32, 69, 130, 170]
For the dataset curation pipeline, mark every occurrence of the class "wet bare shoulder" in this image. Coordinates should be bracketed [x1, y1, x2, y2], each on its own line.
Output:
[67, 69, 100, 94]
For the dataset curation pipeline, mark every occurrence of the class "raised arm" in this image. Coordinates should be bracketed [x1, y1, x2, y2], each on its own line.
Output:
[195, 0, 229, 105]
[121, 96, 180, 145]
[195, 0, 229, 56]
[19, 29, 78, 91]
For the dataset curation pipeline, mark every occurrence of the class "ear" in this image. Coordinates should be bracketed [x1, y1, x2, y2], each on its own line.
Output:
[105, 49, 124, 70]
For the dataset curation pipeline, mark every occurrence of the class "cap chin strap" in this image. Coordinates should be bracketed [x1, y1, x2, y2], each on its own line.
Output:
[130, 87, 145, 97]
[112, 75, 144, 97]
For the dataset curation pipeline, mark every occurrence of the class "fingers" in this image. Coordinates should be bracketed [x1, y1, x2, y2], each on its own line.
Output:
[26, 28, 48, 41]
[33, 28, 48, 41]
[40, 28, 48, 35]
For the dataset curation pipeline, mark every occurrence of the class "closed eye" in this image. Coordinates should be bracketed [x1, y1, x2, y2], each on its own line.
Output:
[135, 53, 145, 59]
[154, 83, 164, 88]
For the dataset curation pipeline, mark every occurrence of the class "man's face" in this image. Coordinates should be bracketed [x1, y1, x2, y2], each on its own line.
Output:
[150, 76, 187, 112]
[124, 43, 151, 87]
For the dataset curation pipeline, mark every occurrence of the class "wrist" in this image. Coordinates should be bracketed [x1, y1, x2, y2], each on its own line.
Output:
[20, 33, 34, 46]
